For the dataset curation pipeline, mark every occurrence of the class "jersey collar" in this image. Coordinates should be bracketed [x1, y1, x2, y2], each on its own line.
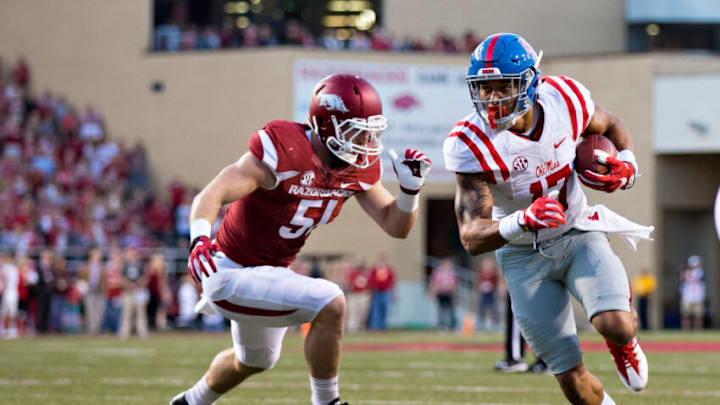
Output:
[508, 104, 544, 142]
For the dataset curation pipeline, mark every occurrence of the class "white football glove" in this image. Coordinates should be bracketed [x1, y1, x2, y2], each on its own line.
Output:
[389, 148, 432, 194]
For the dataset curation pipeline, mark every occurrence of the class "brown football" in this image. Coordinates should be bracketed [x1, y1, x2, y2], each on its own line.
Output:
[574, 134, 617, 175]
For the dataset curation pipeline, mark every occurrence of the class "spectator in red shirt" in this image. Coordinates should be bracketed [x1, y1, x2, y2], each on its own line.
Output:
[101, 248, 124, 334]
[146, 253, 170, 331]
[12, 57, 30, 90]
[343, 255, 371, 333]
[367, 253, 395, 330]
[144, 196, 173, 242]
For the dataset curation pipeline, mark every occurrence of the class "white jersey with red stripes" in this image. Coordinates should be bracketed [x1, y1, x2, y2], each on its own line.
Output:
[443, 75, 596, 244]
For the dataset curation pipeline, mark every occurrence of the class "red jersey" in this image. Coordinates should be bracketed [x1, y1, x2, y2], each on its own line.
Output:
[369, 264, 395, 291]
[346, 267, 370, 293]
[217, 121, 381, 267]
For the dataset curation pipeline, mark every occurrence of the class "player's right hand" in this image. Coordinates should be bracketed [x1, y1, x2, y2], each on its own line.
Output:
[187, 236, 218, 284]
[518, 196, 566, 231]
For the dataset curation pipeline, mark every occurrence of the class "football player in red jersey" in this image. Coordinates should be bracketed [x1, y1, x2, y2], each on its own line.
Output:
[170, 74, 431, 405]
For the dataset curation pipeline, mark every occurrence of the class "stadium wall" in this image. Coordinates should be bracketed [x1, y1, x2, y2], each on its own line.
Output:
[4, 0, 720, 327]
[383, 0, 626, 56]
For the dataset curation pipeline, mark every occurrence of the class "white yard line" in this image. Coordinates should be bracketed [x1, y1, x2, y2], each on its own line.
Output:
[3, 376, 720, 401]
[261, 399, 547, 405]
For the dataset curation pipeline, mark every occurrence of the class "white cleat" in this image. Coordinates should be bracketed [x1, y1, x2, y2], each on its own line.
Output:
[494, 359, 529, 373]
[606, 337, 648, 391]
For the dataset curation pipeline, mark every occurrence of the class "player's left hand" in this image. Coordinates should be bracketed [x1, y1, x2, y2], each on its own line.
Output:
[579, 152, 635, 193]
[389, 148, 432, 194]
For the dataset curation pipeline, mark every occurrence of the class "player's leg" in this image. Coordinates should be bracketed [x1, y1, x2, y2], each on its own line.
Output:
[566, 231, 648, 392]
[496, 243, 606, 404]
[191, 253, 348, 405]
[555, 364, 618, 405]
[172, 322, 286, 405]
[305, 295, 346, 405]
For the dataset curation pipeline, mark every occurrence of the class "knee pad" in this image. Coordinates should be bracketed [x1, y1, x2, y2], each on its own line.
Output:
[234, 344, 282, 370]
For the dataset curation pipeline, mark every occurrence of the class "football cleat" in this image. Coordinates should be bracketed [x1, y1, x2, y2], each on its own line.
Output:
[494, 359, 528, 373]
[606, 337, 648, 391]
[169, 392, 189, 405]
[327, 398, 349, 405]
[527, 359, 553, 375]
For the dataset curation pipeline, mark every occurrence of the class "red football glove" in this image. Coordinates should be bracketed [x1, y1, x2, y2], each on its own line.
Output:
[187, 236, 218, 284]
[518, 196, 566, 231]
[579, 152, 636, 193]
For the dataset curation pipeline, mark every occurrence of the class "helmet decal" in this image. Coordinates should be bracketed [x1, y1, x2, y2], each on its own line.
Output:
[318, 94, 350, 113]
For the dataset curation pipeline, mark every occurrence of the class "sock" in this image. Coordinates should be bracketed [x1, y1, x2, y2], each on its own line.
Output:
[185, 374, 222, 405]
[309, 375, 339, 405]
[601, 390, 616, 405]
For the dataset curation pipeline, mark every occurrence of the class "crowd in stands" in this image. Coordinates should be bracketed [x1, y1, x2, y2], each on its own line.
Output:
[0, 57, 204, 254]
[154, 21, 483, 53]
[0, 56, 215, 338]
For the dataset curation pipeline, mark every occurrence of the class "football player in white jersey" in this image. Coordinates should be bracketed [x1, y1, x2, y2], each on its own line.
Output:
[443, 33, 652, 405]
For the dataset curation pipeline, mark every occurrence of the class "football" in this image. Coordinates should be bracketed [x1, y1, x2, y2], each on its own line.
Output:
[574, 133, 617, 175]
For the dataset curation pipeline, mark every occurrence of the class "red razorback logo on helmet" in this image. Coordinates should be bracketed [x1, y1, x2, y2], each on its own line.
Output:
[318, 94, 350, 113]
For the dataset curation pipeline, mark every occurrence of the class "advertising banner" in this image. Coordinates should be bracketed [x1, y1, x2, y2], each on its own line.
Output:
[294, 59, 471, 182]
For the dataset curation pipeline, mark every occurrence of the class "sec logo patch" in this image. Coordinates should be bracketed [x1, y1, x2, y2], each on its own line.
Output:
[300, 170, 315, 186]
[513, 156, 528, 173]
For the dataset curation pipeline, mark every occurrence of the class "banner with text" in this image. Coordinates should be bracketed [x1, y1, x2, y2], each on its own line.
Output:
[293, 59, 471, 182]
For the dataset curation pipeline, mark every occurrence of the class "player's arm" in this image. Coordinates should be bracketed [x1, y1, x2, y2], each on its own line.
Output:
[190, 152, 275, 232]
[355, 149, 432, 239]
[455, 172, 566, 255]
[355, 181, 417, 239]
[584, 104, 633, 151]
[580, 104, 638, 192]
[186, 152, 275, 282]
[454, 172, 506, 255]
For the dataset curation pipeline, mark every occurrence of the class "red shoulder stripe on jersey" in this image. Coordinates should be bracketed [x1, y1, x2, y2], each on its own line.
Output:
[544, 77, 579, 141]
[461, 121, 510, 181]
[560, 76, 589, 136]
[484, 35, 501, 68]
[449, 131, 497, 184]
[214, 300, 298, 316]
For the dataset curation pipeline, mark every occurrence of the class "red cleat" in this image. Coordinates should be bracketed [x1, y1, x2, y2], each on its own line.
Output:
[605, 337, 648, 391]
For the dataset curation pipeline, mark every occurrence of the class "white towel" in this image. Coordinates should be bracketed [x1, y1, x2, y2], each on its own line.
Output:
[573, 204, 654, 251]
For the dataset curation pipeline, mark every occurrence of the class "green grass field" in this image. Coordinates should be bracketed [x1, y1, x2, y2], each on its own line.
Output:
[2, 330, 720, 404]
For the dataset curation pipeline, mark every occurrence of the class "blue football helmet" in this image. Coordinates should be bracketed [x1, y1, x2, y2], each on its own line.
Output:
[467, 33, 543, 130]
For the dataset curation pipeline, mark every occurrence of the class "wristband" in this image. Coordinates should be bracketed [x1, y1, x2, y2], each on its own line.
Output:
[395, 191, 419, 213]
[617, 149, 638, 174]
[498, 211, 525, 241]
[190, 218, 212, 243]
